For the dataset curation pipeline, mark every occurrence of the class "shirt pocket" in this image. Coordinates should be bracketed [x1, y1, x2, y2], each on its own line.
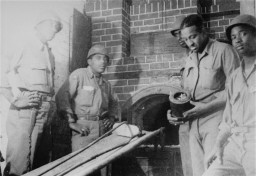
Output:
[183, 67, 195, 90]
[200, 67, 220, 90]
[28, 64, 48, 85]
[77, 86, 95, 107]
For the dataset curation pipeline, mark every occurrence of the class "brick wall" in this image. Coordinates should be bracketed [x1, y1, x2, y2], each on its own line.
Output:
[84, 0, 240, 106]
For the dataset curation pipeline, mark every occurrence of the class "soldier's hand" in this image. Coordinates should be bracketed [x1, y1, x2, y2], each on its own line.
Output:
[12, 91, 41, 109]
[69, 122, 88, 135]
[183, 101, 208, 119]
[167, 110, 184, 126]
[103, 118, 115, 129]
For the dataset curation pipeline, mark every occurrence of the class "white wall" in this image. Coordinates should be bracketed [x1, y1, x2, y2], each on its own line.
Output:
[0, 0, 85, 172]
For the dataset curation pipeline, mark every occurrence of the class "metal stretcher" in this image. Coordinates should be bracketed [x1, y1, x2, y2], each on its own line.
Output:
[23, 123, 163, 176]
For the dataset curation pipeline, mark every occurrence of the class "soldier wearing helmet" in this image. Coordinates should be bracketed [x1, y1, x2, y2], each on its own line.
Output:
[167, 16, 193, 176]
[1, 11, 62, 175]
[56, 44, 118, 153]
[204, 14, 256, 176]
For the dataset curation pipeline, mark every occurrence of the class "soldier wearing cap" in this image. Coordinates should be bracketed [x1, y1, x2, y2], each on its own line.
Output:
[204, 14, 256, 176]
[175, 14, 240, 176]
[167, 16, 193, 176]
[56, 44, 119, 152]
[1, 11, 62, 175]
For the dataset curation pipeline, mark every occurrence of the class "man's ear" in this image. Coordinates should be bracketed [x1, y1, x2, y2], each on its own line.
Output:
[87, 58, 91, 66]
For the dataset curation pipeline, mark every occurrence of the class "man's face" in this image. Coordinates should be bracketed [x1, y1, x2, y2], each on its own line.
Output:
[39, 20, 62, 41]
[231, 25, 256, 57]
[88, 54, 109, 74]
[181, 25, 206, 52]
[173, 30, 187, 48]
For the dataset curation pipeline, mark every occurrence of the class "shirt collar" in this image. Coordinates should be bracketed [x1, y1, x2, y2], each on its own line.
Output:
[87, 66, 103, 79]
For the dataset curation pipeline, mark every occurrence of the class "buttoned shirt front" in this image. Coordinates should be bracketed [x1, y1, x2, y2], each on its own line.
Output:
[4, 33, 55, 94]
[182, 39, 240, 103]
[57, 67, 118, 118]
[220, 59, 256, 139]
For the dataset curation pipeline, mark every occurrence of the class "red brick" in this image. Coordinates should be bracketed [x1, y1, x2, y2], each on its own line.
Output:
[123, 86, 135, 93]
[128, 64, 149, 71]
[146, 3, 151, 13]
[181, 7, 197, 14]
[109, 79, 127, 86]
[164, 10, 180, 17]
[146, 55, 156, 63]
[211, 26, 224, 33]
[140, 4, 146, 14]
[106, 28, 122, 35]
[173, 53, 187, 61]
[102, 0, 107, 10]
[165, 1, 171, 10]
[192, 0, 197, 6]
[219, 19, 229, 26]
[166, 16, 175, 23]
[140, 25, 159, 32]
[130, 5, 134, 15]
[102, 22, 111, 29]
[134, 5, 139, 14]
[111, 59, 123, 65]
[131, 15, 139, 21]
[112, 45, 122, 52]
[92, 29, 105, 36]
[87, 11, 101, 17]
[144, 19, 155, 25]
[170, 61, 185, 68]
[157, 55, 163, 62]
[208, 21, 218, 27]
[108, 0, 122, 9]
[178, 0, 184, 8]
[139, 13, 158, 20]
[92, 17, 106, 23]
[150, 62, 169, 69]
[101, 35, 111, 41]
[212, 5, 218, 12]
[113, 9, 123, 15]
[128, 78, 150, 85]
[85, 2, 95, 12]
[95, 0, 100, 10]
[131, 27, 140, 34]
[124, 57, 135, 64]
[102, 10, 112, 16]
[185, 0, 190, 7]
[224, 14, 238, 19]
[155, 18, 162, 24]
[135, 56, 146, 63]
[163, 54, 173, 62]
[92, 36, 101, 43]
[152, 2, 158, 12]
[113, 87, 123, 93]
[93, 23, 101, 30]
[112, 34, 122, 40]
[171, 0, 177, 9]
[134, 85, 147, 91]
[117, 93, 131, 101]
[107, 65, 127, 72]
[112, 21, 122, 28]
[134, 20, 143, 26]
[107, 15, 122, 22]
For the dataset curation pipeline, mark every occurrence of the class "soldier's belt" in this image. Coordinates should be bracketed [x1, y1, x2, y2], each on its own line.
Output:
[77, 114, 100, 121]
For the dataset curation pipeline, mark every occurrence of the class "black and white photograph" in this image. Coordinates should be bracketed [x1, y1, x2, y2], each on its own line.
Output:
[0, 0, 255, 175]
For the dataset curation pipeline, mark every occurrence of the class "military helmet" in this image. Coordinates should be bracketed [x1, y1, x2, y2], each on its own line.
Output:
[170, 16, 186, 36]
[35, 11, 62, 31]
[226, 14, 256, 41]
[87, 44, 110, 62]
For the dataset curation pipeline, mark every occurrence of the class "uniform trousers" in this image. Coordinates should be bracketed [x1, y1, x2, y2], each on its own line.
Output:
[4, 101, 52, 176]
[203, 131, 256, 176]
[189, 111, 222, 176]
[179, 122, 193, 176]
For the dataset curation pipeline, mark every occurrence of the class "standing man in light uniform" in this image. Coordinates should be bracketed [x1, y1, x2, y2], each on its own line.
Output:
[178, 14, 240, 176]
[0, 11, 62, 176]
[167, 16, 193, 176]
[204, 14, 256, 176]
[56, 44, 119, 152]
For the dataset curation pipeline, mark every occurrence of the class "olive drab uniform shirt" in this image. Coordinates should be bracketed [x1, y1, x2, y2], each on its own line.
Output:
[219, 59, 256, 150]
[182, 39, 240, 120]
[57, 67, 118, 119]
[4, 34, 55, 95]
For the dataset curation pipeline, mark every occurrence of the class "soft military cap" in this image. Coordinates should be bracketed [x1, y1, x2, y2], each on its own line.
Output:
[226, 14, 256, 40]
[87, 44, 110, 62]
[170, 16, 186, 36]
